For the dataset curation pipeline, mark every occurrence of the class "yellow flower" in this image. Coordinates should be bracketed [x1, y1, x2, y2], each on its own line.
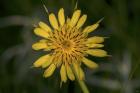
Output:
[32, 8, 108, 83]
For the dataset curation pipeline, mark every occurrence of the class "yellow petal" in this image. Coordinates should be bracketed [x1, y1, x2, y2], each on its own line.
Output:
[34, 28, 49, 38]
[56, 58, 62, 67]
[79, 67, 85, 80]
[83, 18, 103, 33]
[82, 57, 98, 69]
[32, 42, 47, 50]
[39, 39, 48, 43]
[86, 36, 104, 44]
[66, 18, 71, 25]
[69, 10, 81, 27]
[86, 44, 104, 48]
[42, 55, 53, 68]
[39, 21, 52, 33]
[73, 62, 80, 79]
[33, 55, 50, 67]
[58, 8, 65, 26]
[76, 14, 87, 29]
[53, 53, 62, 67]
[44, 64, 56, 78]
[43, 46, 54, 51]
[83, 23, 99, 33]
[86, 49, 107, 57]
[66, 64, 75, 81]
[60, 64, 67, 83]
[49, 13, 59, 30]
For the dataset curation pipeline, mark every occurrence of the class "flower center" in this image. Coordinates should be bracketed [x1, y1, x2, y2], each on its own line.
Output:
[61, 40, 73, 51]
[61, 40, 72, 49]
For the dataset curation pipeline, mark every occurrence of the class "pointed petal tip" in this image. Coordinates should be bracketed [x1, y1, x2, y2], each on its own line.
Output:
[66, 64, 75, 81]
[44, 64, 56, 78]
[97, 17, 104, 24]
[58, 8, 65, 26]
[83, 23, 99, 34]
[69, 9, 81, 27]
[82, 57, 99, 69]
[107, 55, 112, 57]
[39, 21, 52, 32]
[49, 13, 59, 30]
[86, 49, 108, 57]
[79, 67, 85, 80]
[34, 28, 49, 38]
[60, 64, 67, 83]
[76, 14, 87, 29]
[33, 55, 50, 68]
[32, 42, 47, 50]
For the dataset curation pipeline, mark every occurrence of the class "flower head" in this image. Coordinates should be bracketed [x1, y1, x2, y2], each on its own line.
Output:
[32, 8, 108, 83]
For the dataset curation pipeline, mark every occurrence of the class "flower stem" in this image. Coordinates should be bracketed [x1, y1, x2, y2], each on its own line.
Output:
[77, 79, 89, 93]
[71, 64, 89, 93]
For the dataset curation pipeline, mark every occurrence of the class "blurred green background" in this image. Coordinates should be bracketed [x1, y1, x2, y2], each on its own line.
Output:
[0, 0, 140, 93]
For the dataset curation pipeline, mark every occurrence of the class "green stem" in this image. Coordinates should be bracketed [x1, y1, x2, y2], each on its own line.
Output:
[71, 65, 89, 93]
[77, 79, 89, 93]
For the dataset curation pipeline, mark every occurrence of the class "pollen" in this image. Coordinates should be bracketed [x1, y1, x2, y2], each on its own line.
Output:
[32, 8, 108, 83]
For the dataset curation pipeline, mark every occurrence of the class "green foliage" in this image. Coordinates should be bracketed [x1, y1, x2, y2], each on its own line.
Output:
[0, 0, 140, 93]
